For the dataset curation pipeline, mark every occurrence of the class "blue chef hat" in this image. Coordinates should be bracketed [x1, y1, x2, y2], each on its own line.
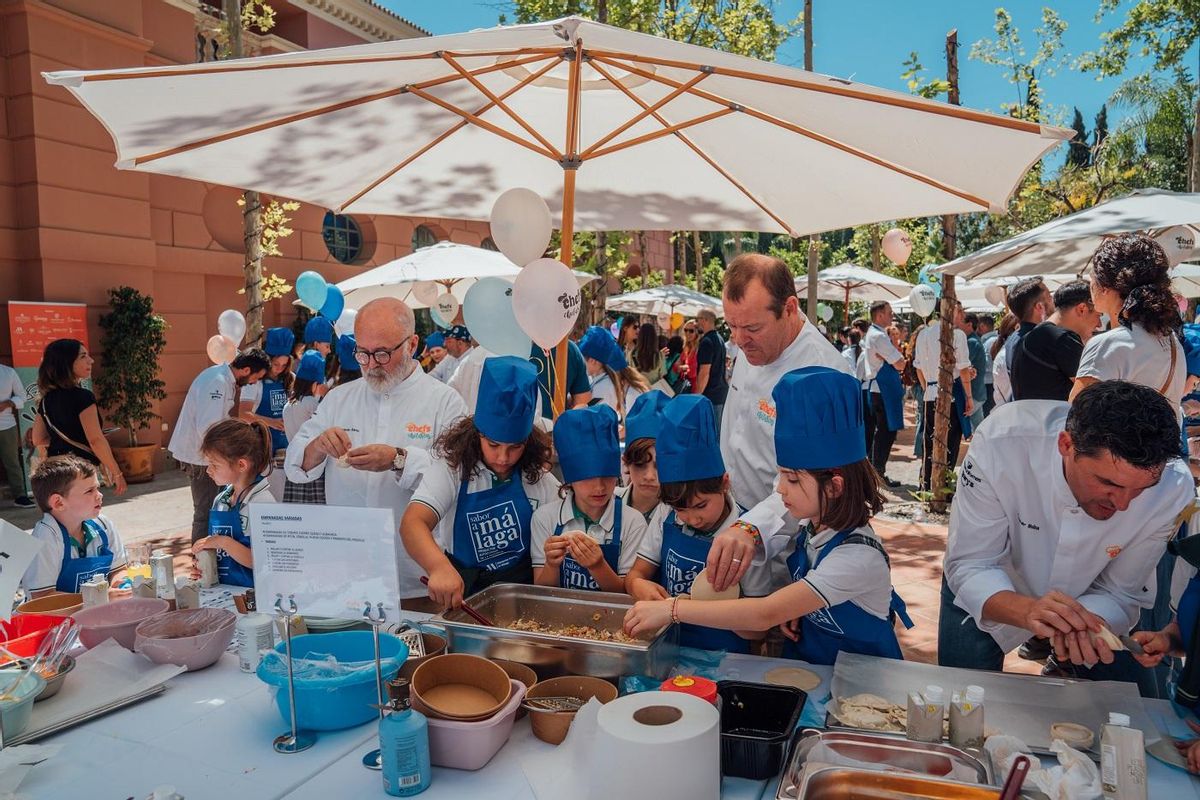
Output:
[263, 327, 295, 357]
[296, 349, 326, 383]
[553, 405, 620, 484]
[303, 315, 334, 344]
[447, 325, 472, 342]
[624, 390, 671, 444]
[336, 334, 360, 373]
[772, 366, 866, 470]
[475, 356, 539, 444]
[657, 395, 724, 484]
[425, 331, 446, 349]
[579, 326, 628, 372]
[1183, 323, 1200, 378]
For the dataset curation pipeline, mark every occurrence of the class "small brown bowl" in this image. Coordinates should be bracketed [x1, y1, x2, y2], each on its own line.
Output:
[17, 593, 83, 618]
[397, 631, 448, 682]
[491, 659, 539, 720]
[411, 654, 511, 722]
[524, 675, 617, 745]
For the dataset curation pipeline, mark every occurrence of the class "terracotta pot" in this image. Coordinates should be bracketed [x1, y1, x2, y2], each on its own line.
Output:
[112, 444, 157, 484]
[524, 675, 617, 745]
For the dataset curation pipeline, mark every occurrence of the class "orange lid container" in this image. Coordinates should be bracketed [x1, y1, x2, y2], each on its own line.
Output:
[660, 675, 718, 704]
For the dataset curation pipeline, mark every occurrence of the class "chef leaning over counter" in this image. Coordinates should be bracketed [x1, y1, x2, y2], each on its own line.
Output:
[939, 380, 1195, 684]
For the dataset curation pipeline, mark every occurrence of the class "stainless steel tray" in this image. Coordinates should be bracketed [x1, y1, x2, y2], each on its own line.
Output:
[793, 766, 1032, 800]
[431, 583, 678, 679]
[776, 728, 991, 798]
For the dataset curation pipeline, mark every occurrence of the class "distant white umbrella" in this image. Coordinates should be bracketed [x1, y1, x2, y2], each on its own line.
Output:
[891, 273, 1082, 314]
[606, 284, 723, 319]
[795, 264, 914, 304]
[1171, 262, 1200, 299]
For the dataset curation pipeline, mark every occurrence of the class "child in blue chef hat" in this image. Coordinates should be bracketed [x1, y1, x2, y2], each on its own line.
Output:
[619, 390, 671, 522]
[239, 327, 295, 454]
[303, 315, 335, 356]
[531, 405, 648, 593]
[281, 350, 329, 504]
[624, 367, 913, 665]
[335, 334, 361, 385]
[579, 325, 650, 424]
[623, 394, 764, 654]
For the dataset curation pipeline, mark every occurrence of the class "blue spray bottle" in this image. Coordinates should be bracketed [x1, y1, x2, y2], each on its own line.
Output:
[380, 678, 431, 796]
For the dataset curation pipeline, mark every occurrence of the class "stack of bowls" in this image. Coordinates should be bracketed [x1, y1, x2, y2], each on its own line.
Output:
[523, 675, 618, 745]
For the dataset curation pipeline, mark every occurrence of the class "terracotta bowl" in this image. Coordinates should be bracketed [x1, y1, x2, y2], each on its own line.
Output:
[490, 659, 538, 720]
[397, 631, 449, 682]
[524, 675, 618, 745]
[411, 653, 511, 722]
[17, 593, 83, 618]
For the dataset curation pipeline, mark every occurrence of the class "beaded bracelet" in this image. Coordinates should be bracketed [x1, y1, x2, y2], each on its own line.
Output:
[670, 595, 680, 624]
[732, 520, 761, 543]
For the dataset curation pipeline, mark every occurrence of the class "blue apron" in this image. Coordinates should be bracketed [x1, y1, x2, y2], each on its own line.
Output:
[451, 475, 534, 573]
[928, 379, 973, 438]
[875, 362, 905, 432]
[208, 482, 258, 587]
[255, 377, 289, 452]
[657, 509, 751, 654]
[782, 527, 912, 665]
[558, 500, 623, 591]
[56, 519, 114, 593]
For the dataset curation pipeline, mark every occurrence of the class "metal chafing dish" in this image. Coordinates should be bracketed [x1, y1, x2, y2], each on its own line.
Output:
[793, 766, 1032, 800]
[430, 583, 678, 679]
[776, 729, 991, 799]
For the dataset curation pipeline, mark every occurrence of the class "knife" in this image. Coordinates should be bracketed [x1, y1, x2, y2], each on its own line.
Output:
[1118, 634, 1144, 655]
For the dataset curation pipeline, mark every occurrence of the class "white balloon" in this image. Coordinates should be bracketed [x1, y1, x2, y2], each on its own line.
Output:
[335, 308, 358, 337]
[217, 309, 246, 345]
[983, 284, 1007, 307]
[817, 303, 833, 322]
[513, 258, 581, 349]
[908, 285, 938, 317]
[412, 281, 442, 306]
[434, 292, 460, 325]
[1155, 225, 1197, 267]
[490, 188, 553, 267]
[882, 228, 914, 266]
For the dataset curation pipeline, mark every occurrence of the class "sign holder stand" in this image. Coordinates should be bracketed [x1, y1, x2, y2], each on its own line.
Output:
[273, 593, 316, 754]
[361, 601, 388, 770]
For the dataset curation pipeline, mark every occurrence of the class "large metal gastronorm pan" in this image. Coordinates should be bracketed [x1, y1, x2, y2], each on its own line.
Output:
[794, 767, 1031, 800]
[430, 583, 678, 679]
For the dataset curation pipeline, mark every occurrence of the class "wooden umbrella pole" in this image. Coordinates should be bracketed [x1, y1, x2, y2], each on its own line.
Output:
[552, 38, 585, 419]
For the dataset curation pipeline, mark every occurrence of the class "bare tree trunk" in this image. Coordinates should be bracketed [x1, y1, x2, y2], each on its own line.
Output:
[693, 230, 703, 291]
[594, 230, 608, 323]
[1191, 94, 1199, 192]
[804, 0, 819, 318]
[930, 29, 959, 514]
[224, 0, 266, 347]
[871, 224, 880, 272]
[638, 230, 648, 289]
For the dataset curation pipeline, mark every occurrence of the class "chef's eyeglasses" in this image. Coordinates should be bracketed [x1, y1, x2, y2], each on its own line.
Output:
[354, 341, 406, 365]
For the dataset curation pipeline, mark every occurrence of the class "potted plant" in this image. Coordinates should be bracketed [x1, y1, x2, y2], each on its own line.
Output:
[94, 286, 168, 482]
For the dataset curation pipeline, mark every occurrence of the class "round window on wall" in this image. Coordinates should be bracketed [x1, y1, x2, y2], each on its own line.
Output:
[481, 237, 499, 252]
[412, 224, 439, 251]
[322, 211, 363, 264]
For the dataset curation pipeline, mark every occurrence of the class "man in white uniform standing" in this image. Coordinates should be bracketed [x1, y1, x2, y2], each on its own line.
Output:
[913, 301, 974, 492]
[286, 298, 467, 606]
[862, 301, 907, 487]
[447, 332, 495, 413]
[429, 326, 472, 384]
[940, 381, 1194, 685]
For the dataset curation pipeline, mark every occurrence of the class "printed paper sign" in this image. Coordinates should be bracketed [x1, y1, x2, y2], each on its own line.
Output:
[251, 504, 400, 623]
[0, 520, 48, 621]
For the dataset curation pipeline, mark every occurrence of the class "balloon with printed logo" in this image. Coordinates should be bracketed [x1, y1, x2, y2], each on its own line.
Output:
[295, 271, 328, 310]
[1154, 225, 1197, 267]
[490, 188, 553, 267]
[817, 303, 833, 322]
[908, 285, 937, 318]
[334, 307, 358, 337]
[464, 277, 532, 357]
[319, 284, 344, 322]
[206, 334, 238, 365]
[433, 293, 460, 327]
[670, 312, 685, 330]
[882, 228, 913, 266]
[217, 309, 246, 345]
[512, 258, 581, 349]
[983, 284, 1007, 307]
[412, 281, 442, 306]
[917, 264, 942, 298]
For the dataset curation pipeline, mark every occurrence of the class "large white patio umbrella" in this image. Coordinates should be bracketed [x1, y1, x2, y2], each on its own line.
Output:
[1171, 262, 1200, 298]
[338, 242, 595, 310]
[938, 189, 1200, 280]
[795, 263, 914, 303]
[606, 284, 723, 318]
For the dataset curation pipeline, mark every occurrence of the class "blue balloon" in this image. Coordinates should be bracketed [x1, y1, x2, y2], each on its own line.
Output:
[319, 284, 344, 322]
[296, 271, 328, 310]
[463, 278, 532, 357]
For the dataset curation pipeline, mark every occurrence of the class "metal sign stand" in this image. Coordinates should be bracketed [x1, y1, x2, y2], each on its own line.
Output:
[273, 593, 316, 754]
[361, 601, 387, 770]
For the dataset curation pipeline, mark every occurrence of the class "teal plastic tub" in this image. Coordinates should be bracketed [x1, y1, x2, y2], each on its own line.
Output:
[0, 668, 47, 738]
[256, 631, 408, 731]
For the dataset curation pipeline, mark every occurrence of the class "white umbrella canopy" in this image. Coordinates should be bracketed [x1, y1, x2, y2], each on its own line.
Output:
[938, 189, 1200, 280]
[606, 284, 723, 318]
[794, 263, 913, 303]
[44, 16, 1070, 236]
[890, 273, 1083, 315]
[336, 242, 595, 310]
[1172, 262, 1200, 299]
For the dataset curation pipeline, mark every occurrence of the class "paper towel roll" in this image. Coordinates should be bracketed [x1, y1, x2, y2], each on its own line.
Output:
[587, 691, 721, 800]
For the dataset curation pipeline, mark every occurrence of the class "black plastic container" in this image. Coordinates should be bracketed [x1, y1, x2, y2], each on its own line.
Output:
[717, 680, 806, 780]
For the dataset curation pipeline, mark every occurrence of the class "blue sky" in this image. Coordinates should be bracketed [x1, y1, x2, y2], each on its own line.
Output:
[382, 1, 1197, 134]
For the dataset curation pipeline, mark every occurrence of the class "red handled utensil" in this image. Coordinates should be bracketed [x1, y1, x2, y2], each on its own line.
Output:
[420, 576, 495, 626]
[999, 755, 1031, 800]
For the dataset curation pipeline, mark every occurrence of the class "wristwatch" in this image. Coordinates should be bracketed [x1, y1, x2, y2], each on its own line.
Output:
[391, 447, 408, 473]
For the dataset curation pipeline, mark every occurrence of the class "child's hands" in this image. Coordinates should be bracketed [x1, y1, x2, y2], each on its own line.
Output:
[543, 536, 570, 569]
[192, 536, 230, 554]
[628, 577, 669, 601]
[566, 533, 604, 570]
[779, 618, 801, 642]
[1131, 629, 1179, 668]
[624, 599, 672, 637]
[1175, 718, 1200, 773]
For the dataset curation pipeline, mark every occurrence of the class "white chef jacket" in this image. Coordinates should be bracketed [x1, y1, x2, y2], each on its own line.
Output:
[285, 367, 467, 597]
[991, 344, 1012, 408]
[0, 363, 24, 431]
[168, 364, 236, 466]
[530, 492, 647, 576]
[913, 322, 971, 402]
[411, 458, 560, 558]
[943, 400, 1196, 653]
[720, 319, 850, 543]
[22, 513, 127, 593]
[446, 346, 492, 413]
[862, 324, 903, 389]
[429, 352, 460, 384]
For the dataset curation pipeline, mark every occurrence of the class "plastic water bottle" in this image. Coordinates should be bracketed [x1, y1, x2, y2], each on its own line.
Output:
[381, 678, 430, 796]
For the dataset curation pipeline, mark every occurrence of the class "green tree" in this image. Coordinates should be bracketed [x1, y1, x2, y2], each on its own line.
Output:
[1068, 107, 1091, 167]
[899, 52, 951, 100]
[1106, 70, 1197, 192]
[94, 287, 168, 447]
[969, 7, 1067, 123]
[1094, 103, 1109, 148]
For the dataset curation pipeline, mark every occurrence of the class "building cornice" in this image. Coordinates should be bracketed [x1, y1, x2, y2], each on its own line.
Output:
[287, 0, 429, 43]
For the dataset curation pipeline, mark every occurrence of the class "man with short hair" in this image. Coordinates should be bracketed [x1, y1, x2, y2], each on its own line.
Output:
[169, 349, 270, 541]
[939, 381, 1194, 679]
[430, 326, 472, 383]
[850, 317, 872, 453]
[998, 278, 1053, 393]
[978, 315, 998, 415]
[692, 308, 729, 432]
[286, 298, 467, 604]
[962, 313, 987, 431]
[1010, 280, 1101, 402]
[913, 302, 974, 491]
[862, 301, 906, 486]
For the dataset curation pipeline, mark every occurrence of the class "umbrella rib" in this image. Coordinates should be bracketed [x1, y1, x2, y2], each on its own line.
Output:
[593, 53, 993, 212]
[589, 59, 795, 235]
[405, 86, 559, 160]
[579, 70, 712, 159]
[585, 49, 1056, 136]
[337, 57, 562, 212]
[440, 53, 562, 157]
[587, 107, 736, 159]
[129, 52, 556, 167]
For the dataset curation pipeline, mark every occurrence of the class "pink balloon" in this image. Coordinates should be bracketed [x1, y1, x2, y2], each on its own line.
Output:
[512, 258, 581, 349]
[882, 228, 913, 266]
[1179, 295, 1189, 315]
[206, 334, 237, 365]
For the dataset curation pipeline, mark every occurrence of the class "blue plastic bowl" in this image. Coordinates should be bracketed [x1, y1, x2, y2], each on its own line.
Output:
[256, 631, 408, 731]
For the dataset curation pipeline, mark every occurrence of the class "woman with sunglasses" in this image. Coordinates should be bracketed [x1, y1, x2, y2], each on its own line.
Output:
[680, 321, 700, 391]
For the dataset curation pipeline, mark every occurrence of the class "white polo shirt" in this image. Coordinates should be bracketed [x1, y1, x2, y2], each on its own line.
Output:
[168, 364, 236, 466]
[862, 324, 903, 390]
[22, 513, 127, 593]
[1076, 322, 1187, 415]
[943, 400, 1196, 652]
[769, 524, 894, 619]
[913, 322, 971, 402]
[530, 492, 647, 575]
